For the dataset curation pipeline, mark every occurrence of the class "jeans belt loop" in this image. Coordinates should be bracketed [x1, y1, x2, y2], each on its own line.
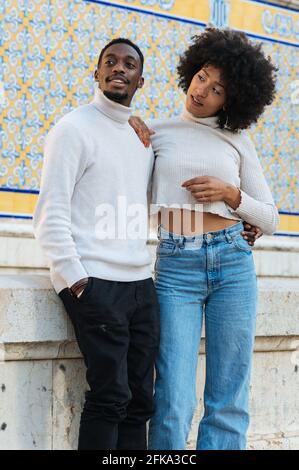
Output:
[225, 231, 233, 243]
[177, 237, 185, 249]
[157, 224, 162, 240]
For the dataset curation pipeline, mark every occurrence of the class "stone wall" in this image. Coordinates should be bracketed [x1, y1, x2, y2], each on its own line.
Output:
[0, 221, 299, 449]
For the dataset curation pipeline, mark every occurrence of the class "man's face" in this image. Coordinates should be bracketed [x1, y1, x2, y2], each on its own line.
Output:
[95, 43, 144, 107]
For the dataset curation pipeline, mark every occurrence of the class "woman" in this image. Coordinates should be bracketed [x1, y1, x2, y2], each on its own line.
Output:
[130, 28, 279, 450]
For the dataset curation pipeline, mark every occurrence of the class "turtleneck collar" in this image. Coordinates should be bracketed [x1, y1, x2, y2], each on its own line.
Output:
[181, 106, 219, 129]
[92, 87, 132, 124]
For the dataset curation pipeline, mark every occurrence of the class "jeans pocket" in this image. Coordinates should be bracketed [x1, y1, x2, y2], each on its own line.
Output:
[156, 240, 176, 258]
[232, 233, 252, 253]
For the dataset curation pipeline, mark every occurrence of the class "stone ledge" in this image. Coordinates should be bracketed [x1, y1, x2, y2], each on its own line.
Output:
[1, 275, 299, 344]
[1, 336, 299, 362]
[1, 219, 299, 248]
[0, 220, 34, 238]
[1, 221, 299, 277]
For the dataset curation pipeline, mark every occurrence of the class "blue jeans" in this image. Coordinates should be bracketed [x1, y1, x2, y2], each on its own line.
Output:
[148, 221, 257, 450]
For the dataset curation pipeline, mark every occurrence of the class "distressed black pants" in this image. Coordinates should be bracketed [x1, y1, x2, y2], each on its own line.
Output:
[59, 277, 160, 450]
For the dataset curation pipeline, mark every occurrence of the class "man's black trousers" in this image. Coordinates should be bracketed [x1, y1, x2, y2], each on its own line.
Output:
[58, 276, 160, 450]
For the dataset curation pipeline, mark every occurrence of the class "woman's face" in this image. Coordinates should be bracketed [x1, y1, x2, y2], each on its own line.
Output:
[186, 64, 226, 118]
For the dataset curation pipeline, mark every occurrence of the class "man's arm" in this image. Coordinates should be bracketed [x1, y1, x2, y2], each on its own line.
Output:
[33, 120, 89, 291]
[241, 222, 263, 246]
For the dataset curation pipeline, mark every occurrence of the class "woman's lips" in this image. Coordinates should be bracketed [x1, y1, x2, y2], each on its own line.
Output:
[191, 95, 203, 106]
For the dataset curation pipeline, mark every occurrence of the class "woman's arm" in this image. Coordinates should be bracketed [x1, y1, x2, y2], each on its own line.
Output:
[225, 133, 279, 235]
[128, 116, 155, 147]
[182, 134, 279, 235]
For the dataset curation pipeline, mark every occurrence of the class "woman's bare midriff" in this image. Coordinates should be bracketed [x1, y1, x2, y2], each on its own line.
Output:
[152, 208, 239, 236]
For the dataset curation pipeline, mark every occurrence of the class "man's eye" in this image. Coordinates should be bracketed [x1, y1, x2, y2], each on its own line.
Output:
[198, 75, 205, 81]
[106, 60, 114, 65]
[127, 63, 135, 69]
[213, 88, 221, 95]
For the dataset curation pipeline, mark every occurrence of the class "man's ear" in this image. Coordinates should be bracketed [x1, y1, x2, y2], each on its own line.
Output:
[137, 76, 144, 89]
[94, 69, 99, 82]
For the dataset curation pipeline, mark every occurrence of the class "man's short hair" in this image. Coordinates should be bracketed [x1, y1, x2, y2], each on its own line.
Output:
[97, 38, 144, 73]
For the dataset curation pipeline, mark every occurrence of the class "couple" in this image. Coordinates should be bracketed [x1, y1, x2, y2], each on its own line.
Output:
[33, 28, 279, 450]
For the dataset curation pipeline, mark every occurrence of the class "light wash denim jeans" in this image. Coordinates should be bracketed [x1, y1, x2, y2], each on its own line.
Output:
[148, 221, 257, 450]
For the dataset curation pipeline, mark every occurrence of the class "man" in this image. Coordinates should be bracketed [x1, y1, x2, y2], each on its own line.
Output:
[33, 38, 160, 450]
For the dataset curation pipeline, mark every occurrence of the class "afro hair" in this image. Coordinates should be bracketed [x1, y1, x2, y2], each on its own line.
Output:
[177, 28, 278, 132]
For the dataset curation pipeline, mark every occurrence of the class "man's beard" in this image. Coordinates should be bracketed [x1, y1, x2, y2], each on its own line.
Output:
[103, 90, 128, 104]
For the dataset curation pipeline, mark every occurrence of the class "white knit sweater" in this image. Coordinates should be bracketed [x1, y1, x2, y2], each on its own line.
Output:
[33, 89, 154, 294]
[149, 108, 279, 235]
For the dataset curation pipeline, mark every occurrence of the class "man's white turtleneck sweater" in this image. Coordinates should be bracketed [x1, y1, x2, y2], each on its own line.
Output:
[33, 89, 154, 294]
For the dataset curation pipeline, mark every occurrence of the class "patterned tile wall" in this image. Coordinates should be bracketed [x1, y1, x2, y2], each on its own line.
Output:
[0, 0, 298, 232]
